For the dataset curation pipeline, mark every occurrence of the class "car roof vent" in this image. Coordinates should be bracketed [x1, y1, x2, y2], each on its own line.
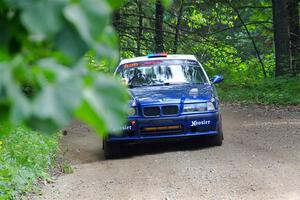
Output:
[189, 88, 199, 97]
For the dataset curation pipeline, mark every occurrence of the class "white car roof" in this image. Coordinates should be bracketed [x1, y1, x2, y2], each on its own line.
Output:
[119, 54, 198, 65]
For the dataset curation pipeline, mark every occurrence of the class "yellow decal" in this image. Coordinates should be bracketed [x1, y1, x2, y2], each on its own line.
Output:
[124, 63, 139, 69]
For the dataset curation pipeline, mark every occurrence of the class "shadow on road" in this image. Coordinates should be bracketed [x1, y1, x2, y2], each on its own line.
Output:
[63, 121, 217, 163]
[114, 137, 215, 159]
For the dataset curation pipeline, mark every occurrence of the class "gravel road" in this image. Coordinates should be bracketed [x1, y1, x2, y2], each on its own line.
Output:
[34, 104, 300, 200]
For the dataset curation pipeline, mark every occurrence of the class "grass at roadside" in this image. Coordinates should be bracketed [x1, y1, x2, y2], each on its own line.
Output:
[0, 127, 60, 200]
[218, 77, 300, 105]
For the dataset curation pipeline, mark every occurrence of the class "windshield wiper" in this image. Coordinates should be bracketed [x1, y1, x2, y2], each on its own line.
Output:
[129, 82, 192, 88]
[147, 82, 190, 87]
[147, 83, 167, 87]
[163, 82, 190, 85]
[128, 84, 142, 88]
[128, 83, 151, 88]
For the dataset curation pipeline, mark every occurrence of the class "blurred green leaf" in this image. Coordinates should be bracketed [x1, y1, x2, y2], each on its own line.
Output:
[20, 0, 66, 40]
[93, 26, 119, 66]
[27, 59, 83, 133]
[1, 0, 130, 138]
[107, 0, 124, 9]
[10, 89, 31, 125]
[76, 75, 128, 136]
[55, 25, 89, 61]
[64, 0, 111, 45]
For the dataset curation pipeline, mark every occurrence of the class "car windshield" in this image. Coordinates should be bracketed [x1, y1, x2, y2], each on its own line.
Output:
[117, 60, 208, 87]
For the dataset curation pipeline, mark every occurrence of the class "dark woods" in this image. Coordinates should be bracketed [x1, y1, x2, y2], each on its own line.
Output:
[272, 0, 300, 76]
[114, 0, 300, 78]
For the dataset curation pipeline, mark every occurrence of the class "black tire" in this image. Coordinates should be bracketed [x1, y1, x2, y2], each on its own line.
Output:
[210, 130, 223, 146]
[210, 119, 224, 146]
[103, 139, 121, 159]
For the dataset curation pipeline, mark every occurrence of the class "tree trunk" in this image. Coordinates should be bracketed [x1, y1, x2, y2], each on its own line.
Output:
[137, 0, 143, 56]
[113, 9, 121, 56]
[272, 0, 292, 77]
[113, 10, 121, 34]
[155, 0, 164, 53]
[287, 0, 300, 75]
[173, 1, 184, 54]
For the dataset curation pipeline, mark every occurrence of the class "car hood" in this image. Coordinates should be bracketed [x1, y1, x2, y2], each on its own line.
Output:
[129, 84, 214, 106]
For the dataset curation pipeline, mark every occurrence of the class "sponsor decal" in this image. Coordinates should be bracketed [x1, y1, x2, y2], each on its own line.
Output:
[143, 61, 162, 65]
[122, 125, 132, 131]
[112, 125, 132, 132]
[186, 60, 198, 65]
[124, 61, 163, 69]
[124, 63, 139, 69]
[191, 120, 211, 127]
[123, 60, 199, 69]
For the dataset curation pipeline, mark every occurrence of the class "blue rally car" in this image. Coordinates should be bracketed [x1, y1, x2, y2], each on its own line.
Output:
[103, 53, 224, 158]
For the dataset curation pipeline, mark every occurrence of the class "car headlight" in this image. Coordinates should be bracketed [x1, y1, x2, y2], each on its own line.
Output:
[183, 102, 216, 113]
[183, 103, 207, 113]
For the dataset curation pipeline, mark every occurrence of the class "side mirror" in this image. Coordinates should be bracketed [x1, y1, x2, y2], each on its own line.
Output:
[210, 75, 224, 84]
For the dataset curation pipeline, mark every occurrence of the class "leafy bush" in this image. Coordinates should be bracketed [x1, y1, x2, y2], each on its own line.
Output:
[0, 127, 59, 200]
[0, 0, 129, 138]
[218, 76, 300, 105]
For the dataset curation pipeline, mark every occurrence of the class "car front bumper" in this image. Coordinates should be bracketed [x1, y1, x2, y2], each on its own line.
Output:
[108, 112, 221, 142]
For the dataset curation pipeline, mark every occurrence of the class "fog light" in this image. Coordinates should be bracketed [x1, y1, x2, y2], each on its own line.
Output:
[128, 107, 137, 116]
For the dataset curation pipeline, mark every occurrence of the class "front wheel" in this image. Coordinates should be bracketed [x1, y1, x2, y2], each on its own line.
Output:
[103, 139, 121, 159]
[210, 130, 223, 146]
[210, 118, 224, 146]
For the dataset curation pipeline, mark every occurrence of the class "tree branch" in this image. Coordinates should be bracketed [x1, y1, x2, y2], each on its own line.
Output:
[228, 0, 267, 78]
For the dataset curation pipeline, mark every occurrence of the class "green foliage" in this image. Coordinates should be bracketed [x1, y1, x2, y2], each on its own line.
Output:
[116, 0, 300, 106]
[117, 0, 276, 87]
[161, 0, 173, 7]
[86, 52, 113, 73]
[0, 127, 59, 199]
[76, 74, 129, 135]
[61, 162, 73, 174]
[0, 0, 129, 137]
[218, 77, 300, 105]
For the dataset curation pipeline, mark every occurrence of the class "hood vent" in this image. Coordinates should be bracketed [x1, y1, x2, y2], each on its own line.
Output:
[189, 88, 198, 97]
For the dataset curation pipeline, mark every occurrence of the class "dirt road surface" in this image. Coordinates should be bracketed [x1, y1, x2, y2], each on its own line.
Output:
[34, 105, 300, 200]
